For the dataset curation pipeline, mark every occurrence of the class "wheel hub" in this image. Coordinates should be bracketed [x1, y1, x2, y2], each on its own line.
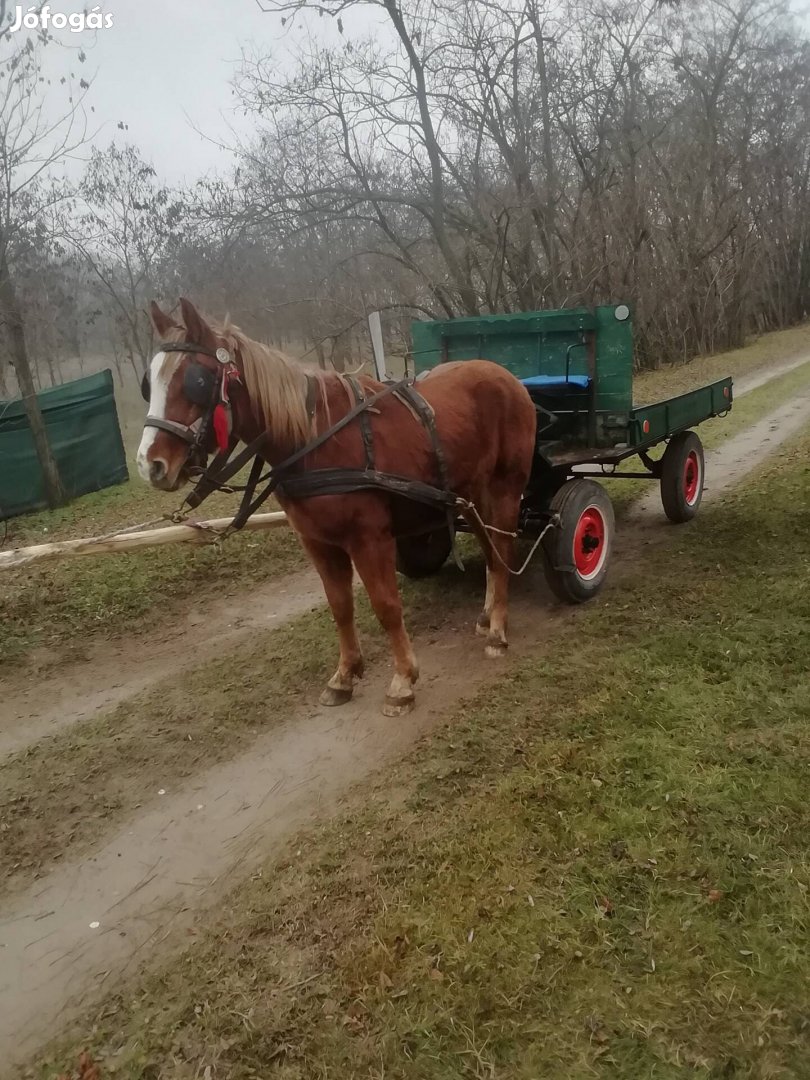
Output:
[573, 507, 606, 579]
[683, 450, 700, 505]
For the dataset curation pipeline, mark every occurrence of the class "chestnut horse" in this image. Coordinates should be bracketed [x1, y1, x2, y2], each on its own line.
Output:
[138, 298, 536, 715]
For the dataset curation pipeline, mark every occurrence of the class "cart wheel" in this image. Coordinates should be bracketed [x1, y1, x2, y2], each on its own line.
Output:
[660, 431, 704, 523]
[396, 526, 453, 578]
[542, 479, 614, 604]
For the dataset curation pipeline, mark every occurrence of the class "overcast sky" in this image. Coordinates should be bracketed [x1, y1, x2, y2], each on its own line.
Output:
[29, 0, 380, 184]
[17, 0, 810, 187]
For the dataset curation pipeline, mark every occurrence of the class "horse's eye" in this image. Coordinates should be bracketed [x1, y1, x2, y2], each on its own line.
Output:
[140, 370, 150, 402]
[183, 363, 217, 406]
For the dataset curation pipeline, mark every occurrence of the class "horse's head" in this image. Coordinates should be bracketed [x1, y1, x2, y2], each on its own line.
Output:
[137, 297, 235, 491]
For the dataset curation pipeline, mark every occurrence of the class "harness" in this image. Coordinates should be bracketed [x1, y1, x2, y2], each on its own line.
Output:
[142, 342, 460, 556]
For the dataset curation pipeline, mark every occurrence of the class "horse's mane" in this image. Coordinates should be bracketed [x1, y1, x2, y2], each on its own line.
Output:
[163, 317, 319, 447]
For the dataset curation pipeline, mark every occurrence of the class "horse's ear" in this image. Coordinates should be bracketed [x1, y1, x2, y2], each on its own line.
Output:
[179, 297, 209, 343]
[149, 301, 175, 336]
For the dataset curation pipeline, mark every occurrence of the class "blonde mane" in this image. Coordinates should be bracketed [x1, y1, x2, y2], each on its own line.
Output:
[165, 317, 316, 447]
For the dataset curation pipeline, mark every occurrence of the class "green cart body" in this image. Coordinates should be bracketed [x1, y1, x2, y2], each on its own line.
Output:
[404, 304, 733, 598]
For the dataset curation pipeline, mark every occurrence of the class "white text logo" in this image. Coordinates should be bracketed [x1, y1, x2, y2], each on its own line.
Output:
[9, 6, 114, 32]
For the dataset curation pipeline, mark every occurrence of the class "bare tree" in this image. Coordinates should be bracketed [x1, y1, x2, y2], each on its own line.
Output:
[243, 0, 810, 367]
[67, 143, 185, 375]
[0, 5, 90, 507]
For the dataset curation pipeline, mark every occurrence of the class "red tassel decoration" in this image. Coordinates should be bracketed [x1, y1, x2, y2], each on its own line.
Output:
[213, 402, 231, 450]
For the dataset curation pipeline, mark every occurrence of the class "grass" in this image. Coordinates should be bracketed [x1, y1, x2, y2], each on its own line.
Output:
[29, 428, 810, 1079]
[2, 323, 809, 672]
[0, 477, 303, 670]
[633, 321, 810, 402]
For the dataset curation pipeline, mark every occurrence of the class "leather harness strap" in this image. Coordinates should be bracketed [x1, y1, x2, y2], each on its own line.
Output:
[390, 381, 459, 565]
[393, 382, 449, 490]
[280, 468, 457, 506]
[345, 375, 375, 470]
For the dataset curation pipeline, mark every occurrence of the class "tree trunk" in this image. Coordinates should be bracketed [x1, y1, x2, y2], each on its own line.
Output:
[0, 251, 66, 508]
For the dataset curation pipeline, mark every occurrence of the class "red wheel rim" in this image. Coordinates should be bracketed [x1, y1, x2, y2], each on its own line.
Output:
[573, 505, 607, 580]
[683, 451, 701, 506]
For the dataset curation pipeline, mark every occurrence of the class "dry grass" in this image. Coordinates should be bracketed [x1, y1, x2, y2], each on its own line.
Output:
[633, 321, 810, 401]
[29, 430, 810, 1079]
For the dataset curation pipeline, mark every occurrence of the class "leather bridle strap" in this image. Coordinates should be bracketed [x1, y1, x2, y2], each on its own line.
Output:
[144, 341, 226, 456]
[144, 416, 202, 445]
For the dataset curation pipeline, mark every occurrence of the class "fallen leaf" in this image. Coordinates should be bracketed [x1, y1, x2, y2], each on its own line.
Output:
[429, 968, 444, 981]
[596, 896, 614, 917]
[379, 971, 393, 990]
[707, 889, 724, 903]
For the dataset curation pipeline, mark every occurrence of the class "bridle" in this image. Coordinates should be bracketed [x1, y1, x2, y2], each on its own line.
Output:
[141, 341, 237, 466]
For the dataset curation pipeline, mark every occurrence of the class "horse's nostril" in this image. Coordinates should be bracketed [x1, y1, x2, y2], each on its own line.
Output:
[149, 458, 168, 483]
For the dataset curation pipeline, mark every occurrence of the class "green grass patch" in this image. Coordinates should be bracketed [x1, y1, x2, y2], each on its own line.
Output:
[30, 431, 810, 1077]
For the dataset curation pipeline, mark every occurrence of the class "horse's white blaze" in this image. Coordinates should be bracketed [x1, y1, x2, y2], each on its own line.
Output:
[136, 352, 173, 482]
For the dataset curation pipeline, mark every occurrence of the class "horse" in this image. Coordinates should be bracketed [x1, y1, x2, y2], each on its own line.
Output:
[138, 297, 537, 716]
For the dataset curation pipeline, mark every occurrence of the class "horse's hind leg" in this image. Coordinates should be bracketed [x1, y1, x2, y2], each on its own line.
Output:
[350, 532, 419, 718]
[467, 490, 521, 658]
[482, 535, 513, 657]
[301, 537, 364, 706]
[460, 507, 495, 638]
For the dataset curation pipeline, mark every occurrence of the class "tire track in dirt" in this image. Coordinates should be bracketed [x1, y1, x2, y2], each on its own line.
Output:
[2, 391, 808, 1072]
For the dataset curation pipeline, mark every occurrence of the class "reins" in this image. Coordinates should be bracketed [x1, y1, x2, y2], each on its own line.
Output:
[142, 344, 551, 576]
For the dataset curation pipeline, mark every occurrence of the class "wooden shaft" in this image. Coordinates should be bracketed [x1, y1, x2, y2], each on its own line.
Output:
[0, 512, 290, 571]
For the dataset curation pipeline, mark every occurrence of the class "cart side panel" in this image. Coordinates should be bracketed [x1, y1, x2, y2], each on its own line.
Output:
[593, 305, 633, 415]
[629, 378, 733, 445]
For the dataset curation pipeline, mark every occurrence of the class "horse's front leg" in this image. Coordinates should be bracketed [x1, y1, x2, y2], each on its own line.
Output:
[350, 532, 419, 717]
[301, 536, 364, 706]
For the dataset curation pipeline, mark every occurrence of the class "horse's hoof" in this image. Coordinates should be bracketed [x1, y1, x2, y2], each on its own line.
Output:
[485, 641, 507, 659]
[382, 695, 415, 718]
[475, 617, 490, 637]
[320, 685, 353, 707]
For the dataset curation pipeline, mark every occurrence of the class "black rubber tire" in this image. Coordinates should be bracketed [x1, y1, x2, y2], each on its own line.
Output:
[542, 479, 614, 604]
[396, 526, 453, 578]
[660, 430, 705, 523]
